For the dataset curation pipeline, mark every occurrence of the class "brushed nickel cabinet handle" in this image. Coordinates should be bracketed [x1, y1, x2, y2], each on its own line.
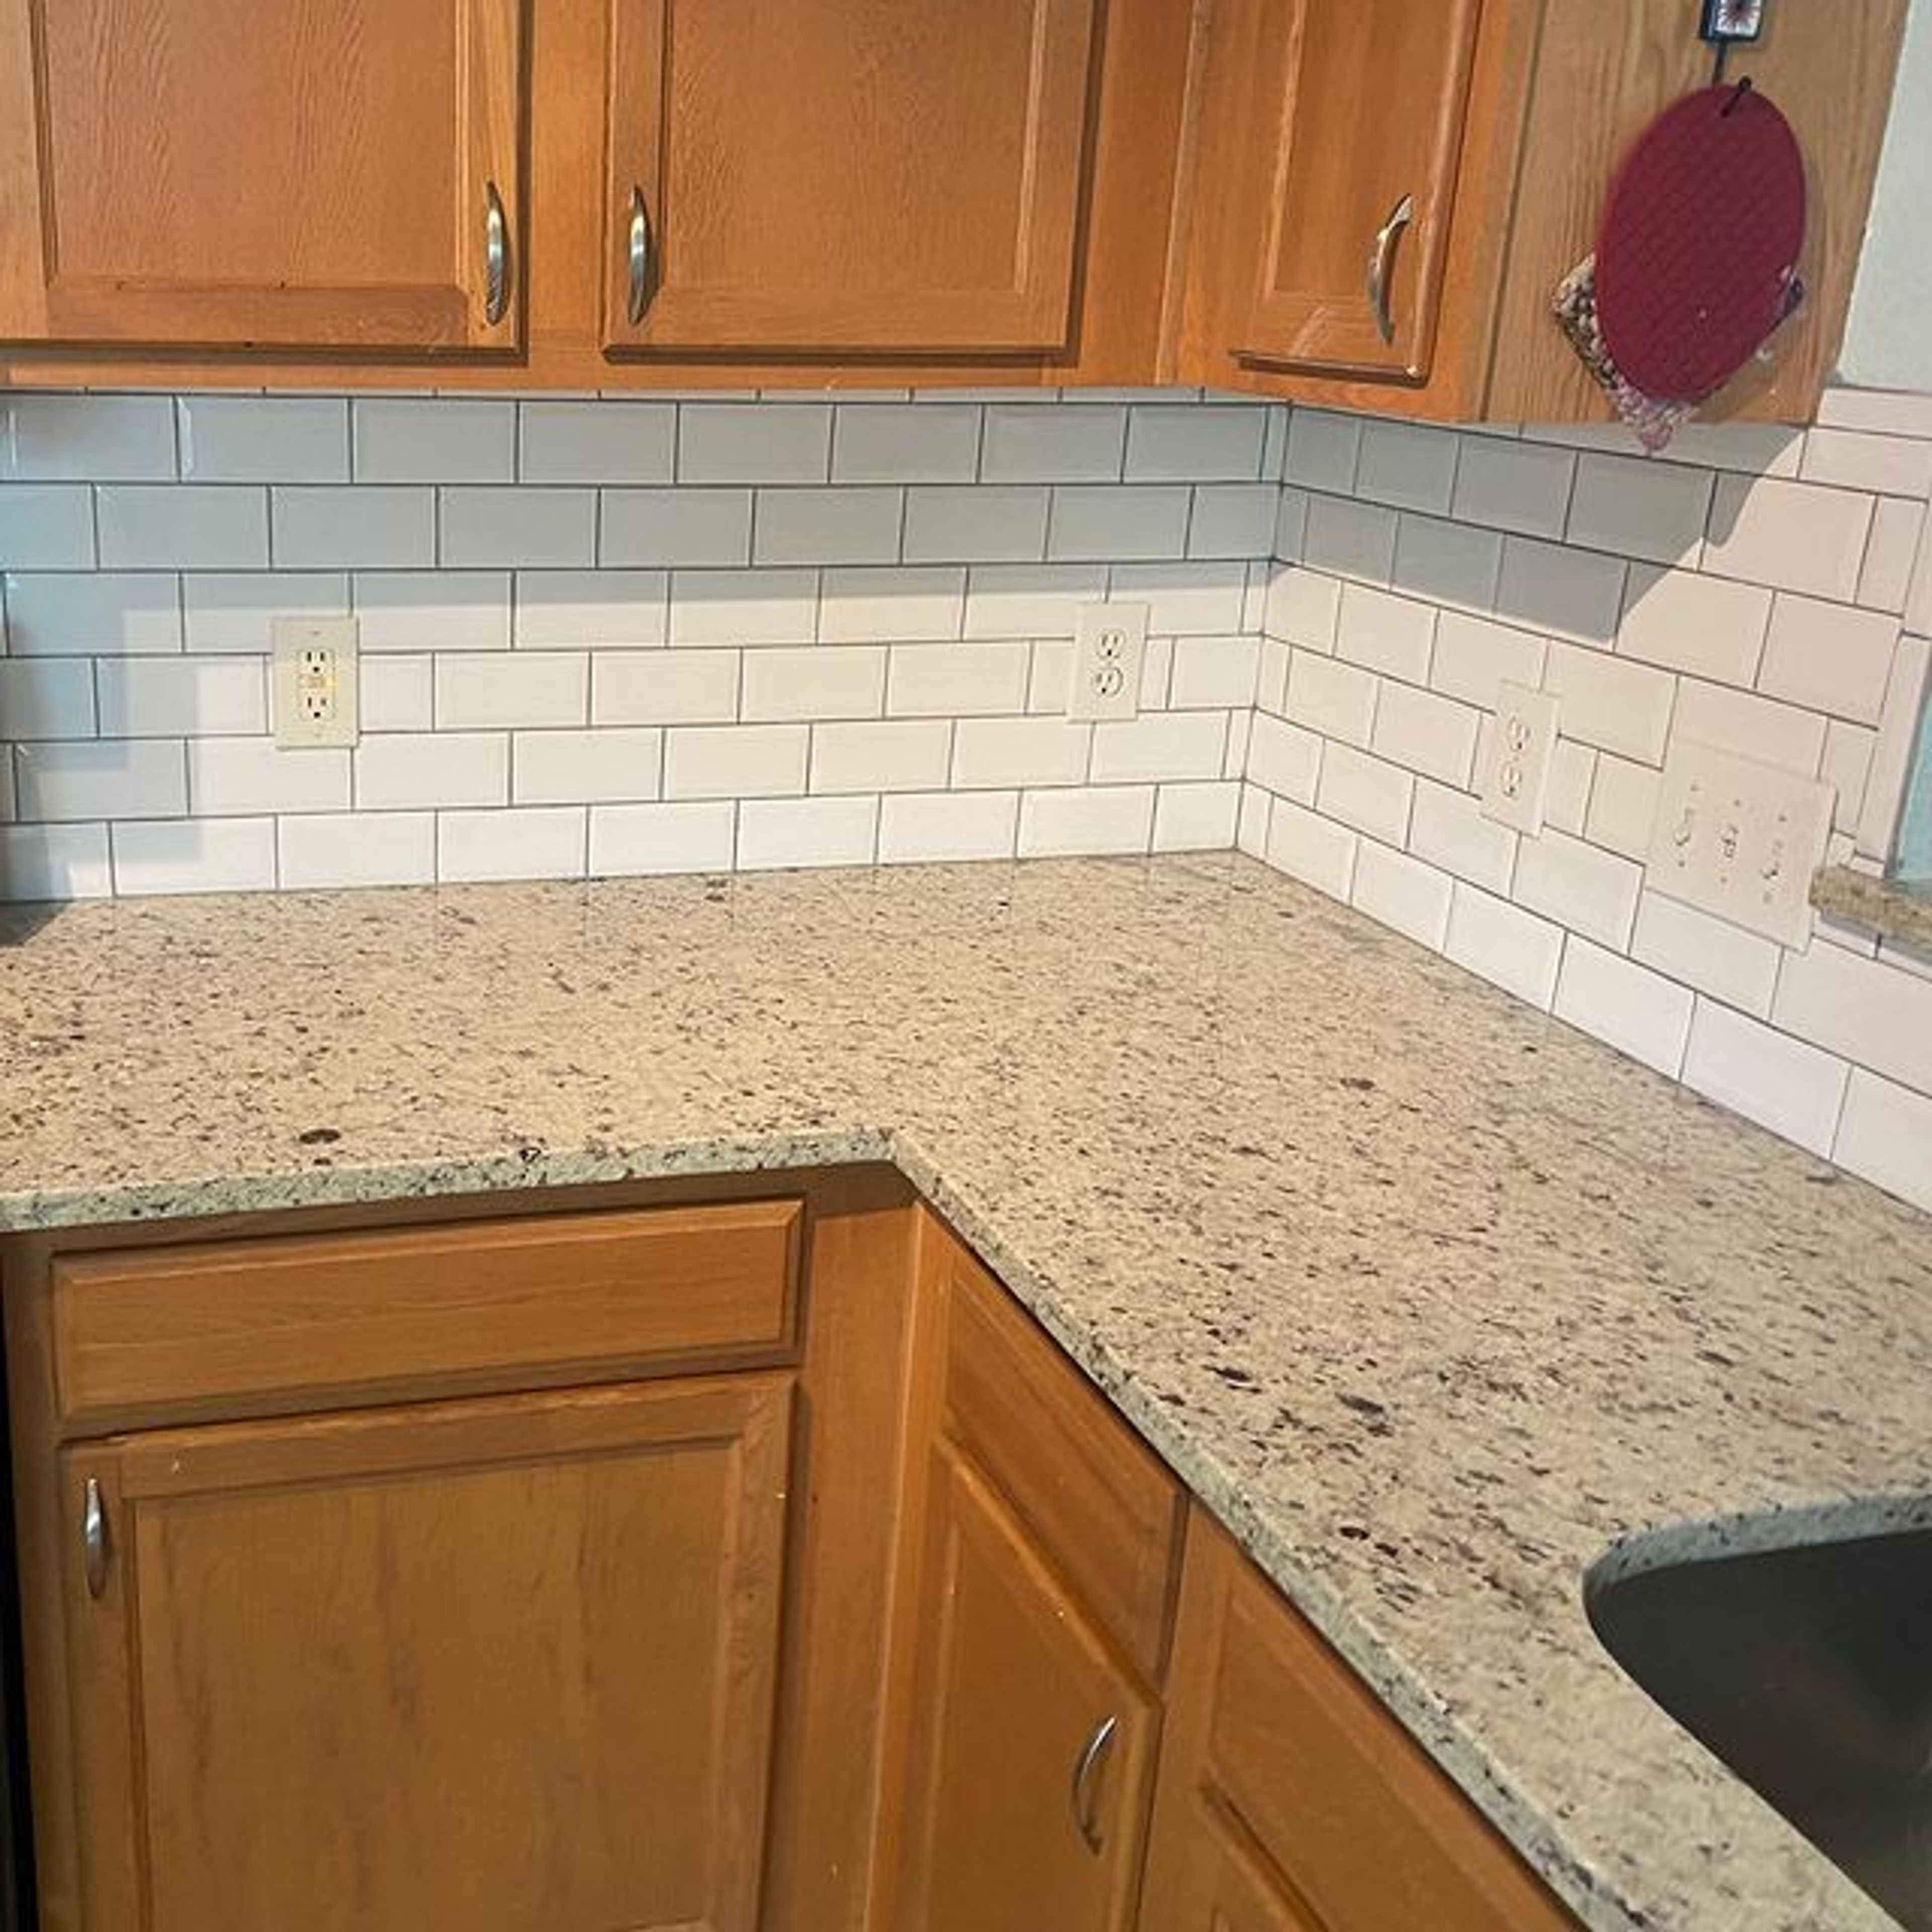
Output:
[1070, 1713, 1118, 1854]
[627, 186, 653, 325]
[484, 180, 511, 326]
[1366, 192, 1415, 346]
[82, 1478, 108, 1599]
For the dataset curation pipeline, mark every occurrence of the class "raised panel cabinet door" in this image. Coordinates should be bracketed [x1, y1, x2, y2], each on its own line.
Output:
[0, 0, 526, 350]
[604, 0, 1100, 354]
[1141, 1801, 1323, 1931]
[1242, 0, 1483, 381]
[58, 1376, 790, 1932]
[889, 1444, 1159, 1932]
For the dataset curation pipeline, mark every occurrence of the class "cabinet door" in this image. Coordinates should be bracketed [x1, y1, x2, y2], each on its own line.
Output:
[59, 1376, 790, 1932]
[1242, 0, 1483, 381]
[0, 0, 525, 351]
[1149, 1802, 1322, 1931]
[604, 0, 1099, 355]
[892, 1444, 1158, 1932]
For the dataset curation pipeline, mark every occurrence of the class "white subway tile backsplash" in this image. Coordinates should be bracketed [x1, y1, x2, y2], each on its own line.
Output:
[1584, 754, 1660, 862]
[1450, 437, 1574, 540]
[903, 486, 1048, 565]
[1444, 883, 1564, 1010]
[1263, 566, 1341, 651]
[818, 566, 963, 643]
[1682, 999, 1848, 1156]
[355, 572, 511, 652]
[0, 823, 113, 901]
[1495, 534, 1625, 643]
[1110, 560, 1247, 636]
[1335, 583, 1434, 684]
[593, 650, 739, 726]
[8, 572, 182, 656]
[99, 486, 268, 571]
[112, 817, 277, 896]
[1616, 566, 1771, 685]
[439, 806, 586, 883]
[1671, 678, 1825, 776]
[1773, 937, 1932, 1098]
[981, 407, 1125, 485]
[754, 486, 902, 566]
[514, 571, 667, 649]
[274, 487, 436, 570]
[1798, 427, 1932, 498]
[741, 646, 887, 722]
[191, 739, 350, 816]
[1542, 641, 1675, 763]
[0, 660, 94, 739]
[1631, 891, 1780, 1017]
[832, 405, 979, 484]
[961, 562, 1106, 638]
[1153, 780, 1240, 851]
[1265, 798, 1357, 898]
[1512, 826, 1641, 951]
[1568, 454, 1712, 566]
[1126, 406, 1264, 483]
[1428, 610, 1547, 708]
[953, 716, 1089, 789]
[519, 401, 675, 485]
[1017, 784, 1155, 857]
[355, 733, 508, 811]
[435, 653, 588, 731]
[877, 789, 1019, 863]
[1370, 680, 1480, 789]
[663, 723, 810, 800]
[2, 394, 174, 481]
[513, 728, 662, 804]
[1408, 779, 1516, 894]
[738, 794, 878, 870]
[1553, 938, 1694, 1078]
[600, 489, 754, 568]
[678, 404, 831, 485]
[278, 812, 436, 889]
[1285, 648, 1378, 747]
[179, 397, 347, 483]
[1833, 1070, 1932, 1214]
[1048, 487, 1191, 562]
[811, 719, 952, 794]
[0, 486, 95, 570]
[1303, 495, 1398, 583]
[1284, 412, 1361, 494]
[1859, 497, 1926, 614]
[1704, 473, 1873, 601]
[1349, 838, 1454, 949]
[1355, 421, 1458, 515]
[1246, 712, 1322, 804]
[441, 487, 596, 569]
[590, 800, 737, 876]
[1090, 710, 1227, 784]
[1315, 742, 1412, 845]
[1171, 634, 1260, 710]
[97, 656, 264, 738]
[1756, 594, 1899, 726]
[16, 740, 185, 821]
[183, 573, 342, 654]
[355, 399, 515, 482]
[887, 642, 1030, 718]
[1392, 513, 1501, 612]
[669, 569, 818, 646]
[1189, 485, 1279, 560]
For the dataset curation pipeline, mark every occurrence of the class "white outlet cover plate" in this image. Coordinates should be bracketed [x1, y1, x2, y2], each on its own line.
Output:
[1645, 738, 1833, 948]
[272, 615, 359, 749]
[1067, 601, 1150, 723]
[1479, 682, 1559, 834]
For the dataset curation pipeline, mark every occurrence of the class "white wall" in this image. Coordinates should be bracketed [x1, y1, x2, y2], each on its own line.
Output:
[1840, 0, 1932, 389]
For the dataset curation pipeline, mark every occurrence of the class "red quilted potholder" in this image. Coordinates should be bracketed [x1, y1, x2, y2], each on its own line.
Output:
[1594, 83, 1807, 404]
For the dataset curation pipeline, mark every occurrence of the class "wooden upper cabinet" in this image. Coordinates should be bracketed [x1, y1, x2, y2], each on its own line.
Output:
[59, 1377, 790, 1932]
[602, 0, 1101, 356]
[0, 0, 527, 352]
[1244, 0, 1483, 382]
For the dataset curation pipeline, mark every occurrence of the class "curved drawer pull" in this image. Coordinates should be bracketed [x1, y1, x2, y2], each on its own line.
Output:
[83, 1477, 109, 1599]
[627, 186, 653, 325]
[484, 180, 511, 326]
[1366, 192, 1415, 346]
[1070, 1712, 1118, 1854]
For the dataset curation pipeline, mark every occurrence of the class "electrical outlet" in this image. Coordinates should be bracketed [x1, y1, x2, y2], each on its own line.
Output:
[272, 616, 359, 749]
[1479, 682, 1559, 834]
[1645, 739, 1834, 947]
[1067, 602, 1150, 723]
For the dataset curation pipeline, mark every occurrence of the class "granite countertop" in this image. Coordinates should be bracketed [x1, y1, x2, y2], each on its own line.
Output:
[5, 853, 1930, 1932]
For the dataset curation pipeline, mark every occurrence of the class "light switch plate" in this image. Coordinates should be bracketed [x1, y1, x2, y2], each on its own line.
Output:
[1645, 739, 1833, 947]
[1479, 682, 1559, 835]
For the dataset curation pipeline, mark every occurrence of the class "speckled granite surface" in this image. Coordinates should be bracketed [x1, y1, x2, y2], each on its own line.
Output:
[1813, 863, 1932, 953]
[5, 853, 1930, 1932]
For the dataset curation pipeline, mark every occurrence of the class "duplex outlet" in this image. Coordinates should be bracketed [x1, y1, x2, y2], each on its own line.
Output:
[273, 616, 360, 749]
[1645, 739, 1833, 948]
[1067, 602, 1150, 723]
[1480, 682, 1559, 835]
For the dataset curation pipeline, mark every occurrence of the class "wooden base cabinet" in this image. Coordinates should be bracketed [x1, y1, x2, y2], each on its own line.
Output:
[63, 1379, 789, 1932]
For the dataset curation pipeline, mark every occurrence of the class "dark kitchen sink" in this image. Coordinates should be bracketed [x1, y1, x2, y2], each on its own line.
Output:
[1587, 1524, 1932, 1929]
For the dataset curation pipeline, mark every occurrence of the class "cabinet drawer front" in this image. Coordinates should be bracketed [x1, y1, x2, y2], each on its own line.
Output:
[936, 1230, 1184, 1681]
[52, 1199, 802, 1429]
[1197, 1524, 1575, 1931]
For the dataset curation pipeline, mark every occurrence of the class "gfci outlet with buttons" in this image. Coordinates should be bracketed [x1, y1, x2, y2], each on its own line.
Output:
[1479, 682, 1559, 835]
[1067, 602, 1150, 723]
[272, 616, 360, 749]
[1645, 739, 1833, 948]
